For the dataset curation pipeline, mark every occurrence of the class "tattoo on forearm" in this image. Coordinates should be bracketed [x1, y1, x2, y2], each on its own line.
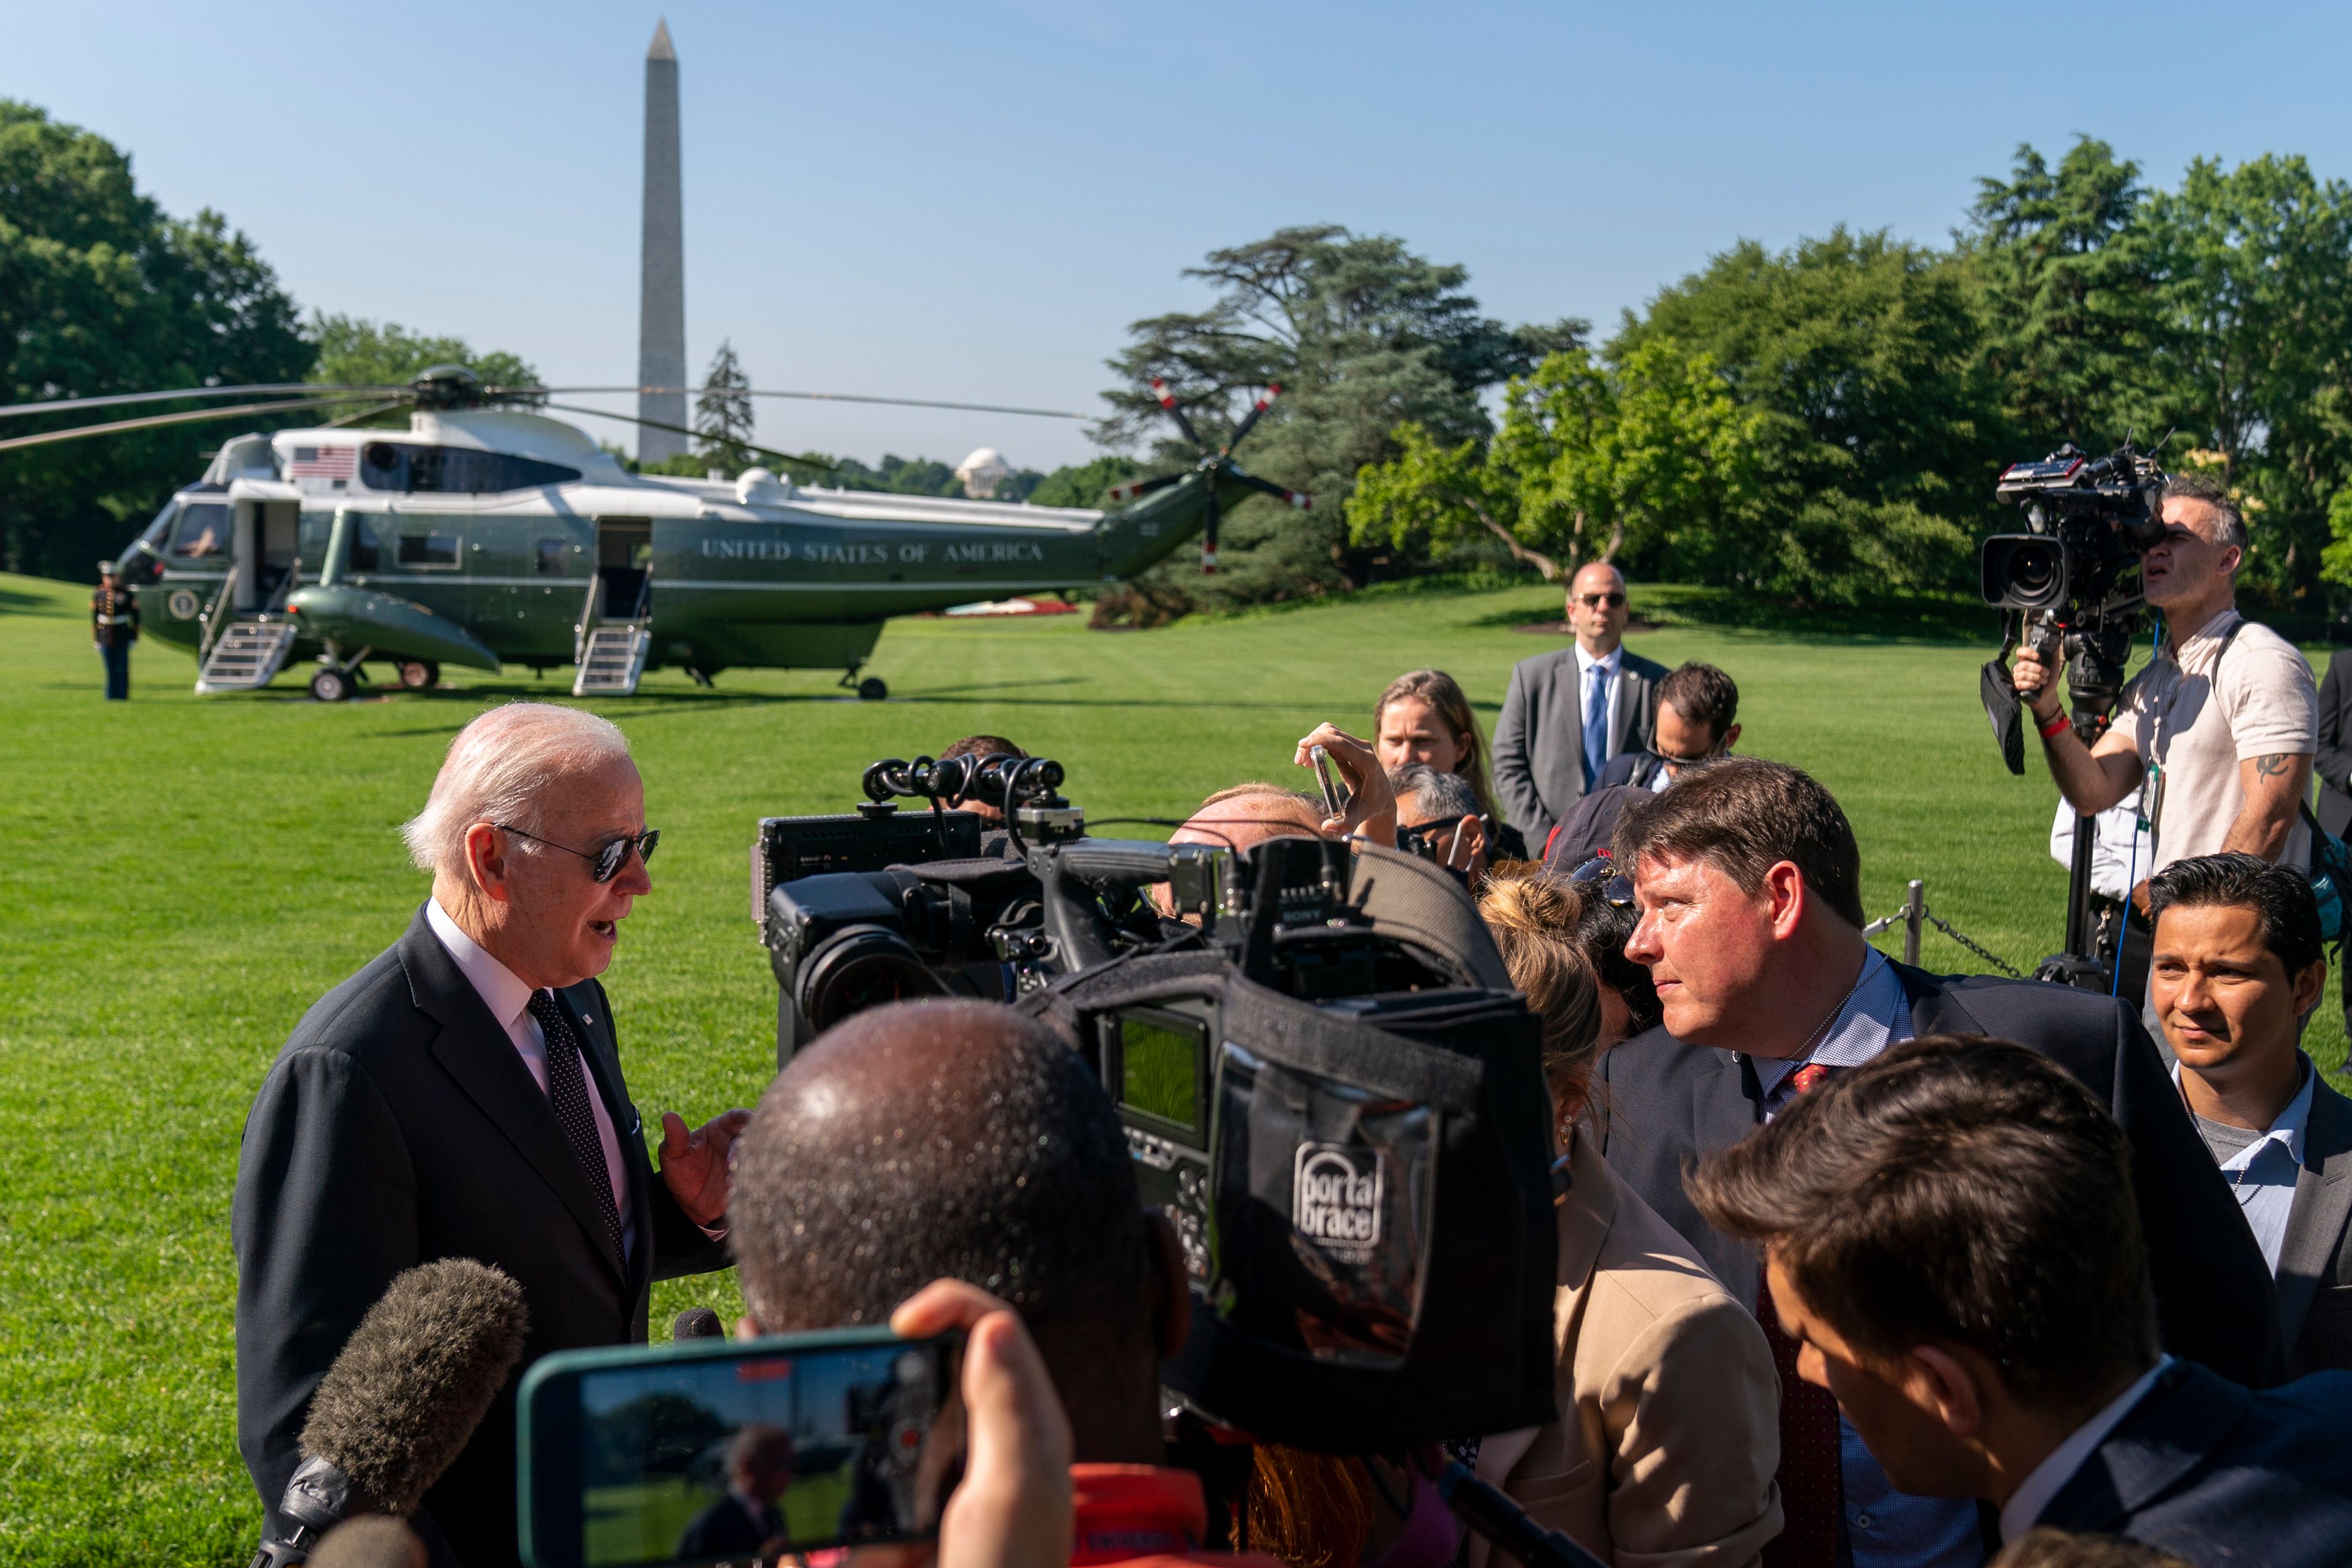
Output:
[2255, 753, 2295, 779]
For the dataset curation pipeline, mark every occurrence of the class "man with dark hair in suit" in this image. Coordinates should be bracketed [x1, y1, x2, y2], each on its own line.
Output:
[235, 702, 749, 1568]
[1493, 560, 1667, 850]
[1596, 660, 1741, 794]
[1687, 1035, 2352, 1568]
[1596, 758, 2279, 1568]
[2147, 853, 2352, 1374]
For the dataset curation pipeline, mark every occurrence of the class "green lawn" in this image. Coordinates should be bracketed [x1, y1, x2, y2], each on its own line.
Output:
[1, 568, 2339, 1566]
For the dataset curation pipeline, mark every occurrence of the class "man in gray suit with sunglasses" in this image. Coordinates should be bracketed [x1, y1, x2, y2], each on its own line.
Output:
[1493, 561, 1668, 853]
[234, 702, 748, 1568]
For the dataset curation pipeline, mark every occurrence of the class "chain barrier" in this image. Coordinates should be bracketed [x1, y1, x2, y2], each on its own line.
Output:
[1860, 878, 2025, 978]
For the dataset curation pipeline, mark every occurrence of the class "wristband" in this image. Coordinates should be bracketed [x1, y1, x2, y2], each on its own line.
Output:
[2039, 712, 2071, 739]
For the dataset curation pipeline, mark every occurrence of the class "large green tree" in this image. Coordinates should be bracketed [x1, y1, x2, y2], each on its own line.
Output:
[0, 101, 311, 577]
[309, 312, 541, 406]
[1099, 225, 1583, 605]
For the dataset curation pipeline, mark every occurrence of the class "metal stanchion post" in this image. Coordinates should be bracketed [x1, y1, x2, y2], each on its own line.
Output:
[1904, 880, 1924, 967]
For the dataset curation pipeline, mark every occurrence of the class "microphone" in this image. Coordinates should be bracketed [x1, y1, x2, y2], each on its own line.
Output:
[672, 1306, 725, 1341]
[252, 1258, 530, 1568]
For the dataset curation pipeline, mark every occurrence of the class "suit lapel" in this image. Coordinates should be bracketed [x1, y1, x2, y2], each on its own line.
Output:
[2278, 1078, 2352, 1355]
[1697, 1049, 1762, 1302]
[1898, 962, 1985, 1039]
[399, 913, 628, 1284]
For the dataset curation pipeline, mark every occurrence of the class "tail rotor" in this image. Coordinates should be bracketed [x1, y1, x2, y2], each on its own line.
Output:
[1117, 378, 1310, 573]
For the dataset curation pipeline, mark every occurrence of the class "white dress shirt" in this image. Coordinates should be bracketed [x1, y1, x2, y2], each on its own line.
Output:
[2173, 1055, 2315, 1276]
[1999, 1357, 2176, 1542]
[1573, 643, 1624, 760]
[427, 899, 635, 1254]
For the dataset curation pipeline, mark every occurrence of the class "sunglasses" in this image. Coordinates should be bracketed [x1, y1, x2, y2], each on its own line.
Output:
[1576, 592, 1627, 608]
[1396, 819, 1467, 861]
[1565, 854, 1635, 908]
[496, 823, 660, 882]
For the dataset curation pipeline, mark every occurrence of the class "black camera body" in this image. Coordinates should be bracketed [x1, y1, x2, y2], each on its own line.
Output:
[752, 758, 1562, 1453]
[1978, 442, 2168, 775]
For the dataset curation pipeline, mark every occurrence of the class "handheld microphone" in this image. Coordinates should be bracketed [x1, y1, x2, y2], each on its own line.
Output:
[1434, 1460, 1609, 1568]
[671, 1306, 725, 1341]
[251, 1258, 530, 1568]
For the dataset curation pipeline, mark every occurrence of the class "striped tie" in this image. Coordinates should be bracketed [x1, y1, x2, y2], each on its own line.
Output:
[528, 990, 626, 1272]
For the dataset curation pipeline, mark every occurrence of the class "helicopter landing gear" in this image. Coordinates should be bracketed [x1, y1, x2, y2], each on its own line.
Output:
[396, 659, 440, 690]
[858, 677, 888, 701]
[311, 668, 355, 703]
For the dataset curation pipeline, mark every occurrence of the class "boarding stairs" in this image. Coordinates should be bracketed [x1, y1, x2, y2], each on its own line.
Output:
[195, 619, 299, 693]
[574, 624, 652, 696]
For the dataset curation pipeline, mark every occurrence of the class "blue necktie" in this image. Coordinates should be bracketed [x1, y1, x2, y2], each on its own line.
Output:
[1583, 661, 1610, 786]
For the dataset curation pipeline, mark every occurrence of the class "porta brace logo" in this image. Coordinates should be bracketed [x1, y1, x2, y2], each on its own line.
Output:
[1292, 1143, 1384, 1250]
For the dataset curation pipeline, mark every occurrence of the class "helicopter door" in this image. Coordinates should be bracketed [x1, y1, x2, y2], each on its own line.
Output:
[230, 500, 301, 609]
[594, 518, 653, 620]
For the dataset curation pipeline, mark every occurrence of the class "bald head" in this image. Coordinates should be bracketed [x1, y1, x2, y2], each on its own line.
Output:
[733, 998, 1146, 1335]
[1174, 783, 1324, 854]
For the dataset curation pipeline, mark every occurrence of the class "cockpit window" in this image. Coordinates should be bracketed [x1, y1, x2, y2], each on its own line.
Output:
[170, 502, 233, 558]
[360, 442, 580, 493]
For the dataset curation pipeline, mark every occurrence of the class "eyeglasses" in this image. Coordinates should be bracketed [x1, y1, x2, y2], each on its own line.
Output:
[1576, 591, 1627, 608]
[1565, 855, 1635, 908]
[495, 823, 660, 882]
[1396, 820, 1464, 862]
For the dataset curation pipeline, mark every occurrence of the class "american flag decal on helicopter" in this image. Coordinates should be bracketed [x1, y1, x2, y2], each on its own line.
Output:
[288, 445, 356, 480]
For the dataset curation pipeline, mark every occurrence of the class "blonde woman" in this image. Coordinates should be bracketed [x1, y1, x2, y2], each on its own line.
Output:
[1471, 872, 1783, 1567]
[1373, 669, 1529, 861]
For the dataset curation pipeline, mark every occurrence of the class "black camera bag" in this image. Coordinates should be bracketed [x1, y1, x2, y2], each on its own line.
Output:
[1024, 952, 1559, 1453]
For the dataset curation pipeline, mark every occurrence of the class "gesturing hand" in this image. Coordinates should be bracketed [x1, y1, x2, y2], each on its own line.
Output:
[656, 1108, 752, 1227]
[891, 1280, 1074, 1568]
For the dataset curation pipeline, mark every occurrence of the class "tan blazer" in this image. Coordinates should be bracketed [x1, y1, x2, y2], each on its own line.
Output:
[1471, 1129, 1782, 1568]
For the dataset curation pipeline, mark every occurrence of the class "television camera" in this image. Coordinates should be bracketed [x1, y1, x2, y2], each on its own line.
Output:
[749, 757, 1561, 1457]
[1977, 440, 2169, 987]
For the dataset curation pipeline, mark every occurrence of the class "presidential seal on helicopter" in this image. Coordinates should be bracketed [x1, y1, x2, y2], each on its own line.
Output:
[2, 366, 1304, 701]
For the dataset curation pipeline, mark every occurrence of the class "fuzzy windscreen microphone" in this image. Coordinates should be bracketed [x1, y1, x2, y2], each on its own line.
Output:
[253, 1259, 531, 1568]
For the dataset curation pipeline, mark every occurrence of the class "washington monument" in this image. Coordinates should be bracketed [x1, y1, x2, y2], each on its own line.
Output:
[638, 18, 688, 464]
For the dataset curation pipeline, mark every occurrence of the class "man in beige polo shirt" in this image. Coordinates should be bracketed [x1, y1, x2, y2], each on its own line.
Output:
[2014, 472, 2316, 918]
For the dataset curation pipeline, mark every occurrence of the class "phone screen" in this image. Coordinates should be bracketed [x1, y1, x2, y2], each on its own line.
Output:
[547, 1336, 963, 1568]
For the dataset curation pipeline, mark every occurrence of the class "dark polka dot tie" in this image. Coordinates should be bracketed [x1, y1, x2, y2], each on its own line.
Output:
[529, 990, 625, 1272]
[1762, 1060, 1841, 1568]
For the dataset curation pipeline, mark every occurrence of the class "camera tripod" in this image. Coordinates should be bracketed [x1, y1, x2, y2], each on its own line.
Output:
[2030, 618, 2144, 994]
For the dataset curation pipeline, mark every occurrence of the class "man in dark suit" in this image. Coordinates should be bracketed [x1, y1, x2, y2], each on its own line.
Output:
[1596, 760, 2280, 1568]
[1687, 1036, 2352, 1568]
[2313, 647, 2352, 1033]
[2144, 853, 2352, 1375]
[674, 1425, 793, 1561]
[1493, 561, 1667, 850]
[1595, 660, 1741, 795]
[235, 703, 748, 1568]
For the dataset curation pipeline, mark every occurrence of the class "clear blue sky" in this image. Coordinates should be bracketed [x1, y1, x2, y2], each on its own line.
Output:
[11, 2, 2352, 472]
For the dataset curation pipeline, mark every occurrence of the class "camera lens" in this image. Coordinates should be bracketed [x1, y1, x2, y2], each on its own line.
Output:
[797, 925, 943, 1031]
[1980, 535, 2067, 611]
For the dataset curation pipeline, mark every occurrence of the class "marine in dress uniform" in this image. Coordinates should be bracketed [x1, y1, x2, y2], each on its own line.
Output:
[91, 564, 139, 700]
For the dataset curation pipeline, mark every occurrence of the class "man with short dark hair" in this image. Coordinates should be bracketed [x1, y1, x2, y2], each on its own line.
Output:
[1390, 762, 1490, 881]
[2147, 853, 2352, 1374]
[1686, 1035, 2352, 1568]
[941, 734, 1028, 824]
[1494, 560, 1668, 845]
[729, 1000, 1283, 1568]
[2014, 473, 2316, 910]
[1597, 662, 1740, 793]
[1597, 757, 2278, 1568]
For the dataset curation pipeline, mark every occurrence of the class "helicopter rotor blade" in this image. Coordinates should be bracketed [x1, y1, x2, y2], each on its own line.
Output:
[533, 402, 841, 475]
[1201, 484, 1220, 575]
[1223, 383, 1283, 453]
[1150, 378, 1208, 453]
[0, 393, 404, 454]
[0, 383, 410, 421]
[317, 399, 416, 430]
[1234, 472, 1313, 510]
[529, 387, 1092, 420]
[1104, 472, 1185, 504]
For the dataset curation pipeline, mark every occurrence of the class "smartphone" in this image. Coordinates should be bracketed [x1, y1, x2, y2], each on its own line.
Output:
[1310, 745, 1351, 816]
[519, 1327, 966, 1568]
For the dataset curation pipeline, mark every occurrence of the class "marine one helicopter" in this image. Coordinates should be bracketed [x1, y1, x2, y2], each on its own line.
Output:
[0, 367, 1306, 700]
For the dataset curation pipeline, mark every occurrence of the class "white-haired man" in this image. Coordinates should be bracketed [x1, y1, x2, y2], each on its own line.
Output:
[234, 703, 748, 1568]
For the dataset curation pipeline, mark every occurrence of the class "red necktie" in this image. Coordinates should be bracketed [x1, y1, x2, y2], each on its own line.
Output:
[1760, 1061, 1840, 1568]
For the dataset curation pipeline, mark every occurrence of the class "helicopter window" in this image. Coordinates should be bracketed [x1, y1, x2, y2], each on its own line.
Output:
[349, 519, 382, 573]
[360, 441, 580, 494]
[397, 533, 461, 568]
[169, 503, 232, 558]
[535, 538, 572, 575]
